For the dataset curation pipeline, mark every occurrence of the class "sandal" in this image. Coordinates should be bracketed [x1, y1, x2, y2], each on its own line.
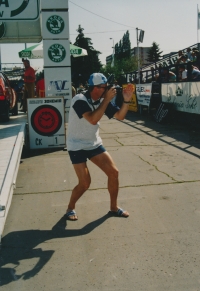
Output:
[65, 210, 78, 221]
[109, 208, 129, 218]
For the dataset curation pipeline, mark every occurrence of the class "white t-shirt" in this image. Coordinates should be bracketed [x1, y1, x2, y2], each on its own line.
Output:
[182, 70, 187, 79]
[67, 92, 119, 151]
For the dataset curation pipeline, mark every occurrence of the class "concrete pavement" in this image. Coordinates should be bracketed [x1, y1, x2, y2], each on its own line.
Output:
[1, 111, 200, 290]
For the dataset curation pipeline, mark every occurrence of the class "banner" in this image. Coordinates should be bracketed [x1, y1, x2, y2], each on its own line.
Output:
[136, 84, 152, 107]
[162, 82, 200, 114]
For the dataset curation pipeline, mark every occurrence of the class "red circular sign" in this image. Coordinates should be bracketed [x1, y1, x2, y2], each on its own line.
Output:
[31, 105, 62, 136]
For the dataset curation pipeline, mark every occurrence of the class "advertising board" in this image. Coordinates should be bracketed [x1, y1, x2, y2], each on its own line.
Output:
[27, 97, 66, 149]
[136, 84, 152, 107]
[162, 82, 200, 114]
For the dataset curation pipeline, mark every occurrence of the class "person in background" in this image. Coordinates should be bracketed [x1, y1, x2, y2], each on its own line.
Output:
[186, 47, 193, 62]
[191, 51, 197, 63]
[36, 71, 45, 97]
[22, 58, 35, 112]
[193, 49, 200, 68]
[176, 50, 184, 64]
[180, 55, 190, 64]
[72, 83, 76, 97]
[162, 68, 176, 82]
[191, 65, 200, 81]
[179, 64, 187, 81]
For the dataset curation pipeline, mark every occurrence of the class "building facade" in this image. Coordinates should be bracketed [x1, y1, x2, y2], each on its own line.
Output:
[106, 47, 151, 66]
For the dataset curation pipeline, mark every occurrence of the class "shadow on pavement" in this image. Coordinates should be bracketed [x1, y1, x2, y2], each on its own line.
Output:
[123, 111, 200, 158]
[21, 145, 65, 159]
[0, 213, 110, 286]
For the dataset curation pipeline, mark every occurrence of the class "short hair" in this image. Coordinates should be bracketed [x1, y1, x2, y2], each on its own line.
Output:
[22, 59, 30, 64]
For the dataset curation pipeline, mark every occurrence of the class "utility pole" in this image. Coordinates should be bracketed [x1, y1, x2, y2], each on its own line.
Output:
[136, 28, 145, 114]
[136, 28, 140, 85]
[110, 38, 115, 67]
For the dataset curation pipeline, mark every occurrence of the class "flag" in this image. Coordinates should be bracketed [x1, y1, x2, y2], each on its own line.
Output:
[198, 5, 200, 29]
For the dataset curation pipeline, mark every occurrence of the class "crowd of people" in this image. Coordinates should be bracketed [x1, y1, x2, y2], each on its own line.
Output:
[139, 47, 200, 84]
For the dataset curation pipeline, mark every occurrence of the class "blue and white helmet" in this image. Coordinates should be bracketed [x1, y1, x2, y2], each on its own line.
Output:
[88, 73, 107, 86]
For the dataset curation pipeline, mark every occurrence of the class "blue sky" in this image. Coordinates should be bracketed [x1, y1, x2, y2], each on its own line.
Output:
[1, 0, 200, 69]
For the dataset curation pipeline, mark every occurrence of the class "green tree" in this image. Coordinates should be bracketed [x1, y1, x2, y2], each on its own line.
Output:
[115, 31, 131, 60]
[100, 56, 138, 84]
[71, 25, 102, 86]
[101, 30, 134, 83]
[146, 42, 163, 62]
[122, 31, 131, 58]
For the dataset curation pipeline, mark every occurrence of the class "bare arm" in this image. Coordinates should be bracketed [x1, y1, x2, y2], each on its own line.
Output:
[114, 84, 134, 120]
[82, 87, 116, 125]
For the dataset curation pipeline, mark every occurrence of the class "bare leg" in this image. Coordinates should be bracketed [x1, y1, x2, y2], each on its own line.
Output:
[90, 151, 129, 217]
[67, 162, 91, 220]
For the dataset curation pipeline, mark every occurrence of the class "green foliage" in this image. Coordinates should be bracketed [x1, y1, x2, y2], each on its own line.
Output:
[100, 30, 134, 83]
[100, 56, 138, 84]
[71, 25, 102, 86]
[146, 42, 163, 62]
[115, 31, 131, 60]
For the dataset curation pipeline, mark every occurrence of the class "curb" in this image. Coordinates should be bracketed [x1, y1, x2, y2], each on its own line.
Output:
[0, 123, 26, 241]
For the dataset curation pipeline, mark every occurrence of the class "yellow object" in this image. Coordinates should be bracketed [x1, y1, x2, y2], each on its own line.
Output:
[122, 84, 138, 112]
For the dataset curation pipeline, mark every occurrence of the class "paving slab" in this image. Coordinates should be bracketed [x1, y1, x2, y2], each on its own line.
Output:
[1, 112, 200, 290]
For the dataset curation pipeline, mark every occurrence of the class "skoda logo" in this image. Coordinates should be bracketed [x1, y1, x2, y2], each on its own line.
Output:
[46, 15, 65, 34]
[48, 44, 66, 63]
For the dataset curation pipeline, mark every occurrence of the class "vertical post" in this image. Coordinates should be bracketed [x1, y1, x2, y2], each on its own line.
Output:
[41, 0, 72, 124]
[136, 28, 140, 85]
[136, 28, 142, 114]
[0, 45, 1, 71]
[198, 4, 199, 45]
[110, 38, 114, 67]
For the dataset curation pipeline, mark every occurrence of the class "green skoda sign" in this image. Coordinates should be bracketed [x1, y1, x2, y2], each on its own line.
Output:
[0, 0, 39, 21]
[46, 15, 65, 35]
[48, 44, 66, 63]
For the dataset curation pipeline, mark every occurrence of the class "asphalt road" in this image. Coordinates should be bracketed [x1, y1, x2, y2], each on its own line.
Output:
[1, 111, 200, 291]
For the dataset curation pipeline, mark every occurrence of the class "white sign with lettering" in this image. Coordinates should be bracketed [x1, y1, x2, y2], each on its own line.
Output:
[162, 82, 200, 114]
[28, 97, 66, 149]
[136, 84, 152, 106]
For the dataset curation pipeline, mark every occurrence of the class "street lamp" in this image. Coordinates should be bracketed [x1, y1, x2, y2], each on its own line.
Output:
[110, 38, 115, 67]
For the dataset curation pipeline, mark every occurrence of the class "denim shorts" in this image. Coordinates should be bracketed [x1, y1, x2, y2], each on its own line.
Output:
[68, 145, 106, 164]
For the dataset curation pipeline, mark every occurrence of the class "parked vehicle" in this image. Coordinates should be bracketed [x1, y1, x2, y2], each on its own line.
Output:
[0, 72, 18, 121]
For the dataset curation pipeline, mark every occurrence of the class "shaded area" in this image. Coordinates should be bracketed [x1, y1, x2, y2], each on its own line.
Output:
[0, 214, 110, 286]
[123, 111, 200, 158]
